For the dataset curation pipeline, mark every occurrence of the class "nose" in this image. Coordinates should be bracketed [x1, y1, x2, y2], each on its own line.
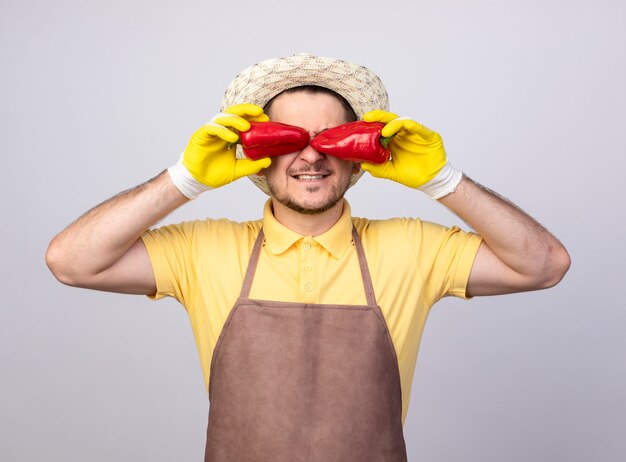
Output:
[297, 142, 326, 164]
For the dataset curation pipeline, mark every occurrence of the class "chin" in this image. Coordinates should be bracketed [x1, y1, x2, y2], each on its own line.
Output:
[274, 194, 344, 216]
[267, 175, 351, 216]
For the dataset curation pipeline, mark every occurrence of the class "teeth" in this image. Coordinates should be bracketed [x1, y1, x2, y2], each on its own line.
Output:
[296, 175, 324, 180]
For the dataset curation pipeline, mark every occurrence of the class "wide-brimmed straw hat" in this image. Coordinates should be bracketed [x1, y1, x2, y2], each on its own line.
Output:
[221, 53, 389, 195]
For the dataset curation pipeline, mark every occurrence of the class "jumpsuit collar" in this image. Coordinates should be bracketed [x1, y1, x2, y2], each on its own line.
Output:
[262, 199, 354, 259]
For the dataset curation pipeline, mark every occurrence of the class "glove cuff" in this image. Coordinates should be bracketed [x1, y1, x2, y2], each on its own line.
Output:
[167, 153, 212, 200]
[418, 163, 463, 199]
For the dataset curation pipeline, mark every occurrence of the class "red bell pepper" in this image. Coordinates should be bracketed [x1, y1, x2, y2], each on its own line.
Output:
[239, 121, 310, 160]
[310, 121, 392, 164]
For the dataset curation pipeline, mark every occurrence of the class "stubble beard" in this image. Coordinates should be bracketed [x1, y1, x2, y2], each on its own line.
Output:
[267, 170, 352, 216]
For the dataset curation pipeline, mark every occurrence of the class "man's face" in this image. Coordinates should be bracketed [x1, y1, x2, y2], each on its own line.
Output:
[262, 91, 359, 215]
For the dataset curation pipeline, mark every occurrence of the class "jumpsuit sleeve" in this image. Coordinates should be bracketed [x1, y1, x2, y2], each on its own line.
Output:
[140, 221, 199, 303]
[402, 218, 483, 301]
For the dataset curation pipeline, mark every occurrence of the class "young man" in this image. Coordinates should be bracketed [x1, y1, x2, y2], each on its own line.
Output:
[46, 53, 570, 461]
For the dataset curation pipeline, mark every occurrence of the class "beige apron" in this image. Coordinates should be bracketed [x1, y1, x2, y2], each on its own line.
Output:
[205, 228, 407, 462]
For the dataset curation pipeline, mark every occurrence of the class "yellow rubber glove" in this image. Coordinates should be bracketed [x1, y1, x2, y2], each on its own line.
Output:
[169, 104, 271, 199]
[360, 110, 447, 187]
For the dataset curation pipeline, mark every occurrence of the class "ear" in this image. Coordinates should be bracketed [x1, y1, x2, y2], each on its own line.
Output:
[351, 162, 361, 174]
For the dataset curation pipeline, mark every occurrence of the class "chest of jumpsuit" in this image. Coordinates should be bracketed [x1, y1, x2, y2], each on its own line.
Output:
[204, 228, 408, 462]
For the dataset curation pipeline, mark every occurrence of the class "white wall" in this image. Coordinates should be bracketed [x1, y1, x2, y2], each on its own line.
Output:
[1, 0, 624, 460]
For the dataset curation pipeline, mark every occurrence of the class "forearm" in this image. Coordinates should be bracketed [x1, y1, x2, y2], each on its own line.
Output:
[46, 170, 188, 284]
[438, 176, 570, 289]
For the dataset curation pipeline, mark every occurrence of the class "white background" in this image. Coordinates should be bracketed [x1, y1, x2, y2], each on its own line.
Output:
[1, 0, 625, 460]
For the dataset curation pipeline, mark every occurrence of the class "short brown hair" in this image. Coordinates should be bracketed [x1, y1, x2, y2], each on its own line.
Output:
[264, 85, 358, 123]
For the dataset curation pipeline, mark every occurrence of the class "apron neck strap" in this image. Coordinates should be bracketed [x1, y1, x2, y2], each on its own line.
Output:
[240, 228, 266, 299]
[240, 227, 377, 306]
[351, 227, 377, 307]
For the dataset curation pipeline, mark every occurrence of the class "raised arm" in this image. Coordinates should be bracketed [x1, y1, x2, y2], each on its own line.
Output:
[46, 172, 186, 294]
[438, 176, 570, 296]
[360, 110, 570, 296]
[45, 104, 271, 294]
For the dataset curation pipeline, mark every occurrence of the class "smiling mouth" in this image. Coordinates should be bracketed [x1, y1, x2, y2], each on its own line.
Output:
[292, 174, 329, 181]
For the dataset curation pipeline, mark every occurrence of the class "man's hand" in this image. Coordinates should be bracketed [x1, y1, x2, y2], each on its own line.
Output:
[169, 104, 272, 198]
[360, 110, 462, 199]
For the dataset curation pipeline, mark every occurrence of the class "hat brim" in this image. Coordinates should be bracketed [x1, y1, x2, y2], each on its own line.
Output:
[221, 53, 389, 195]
